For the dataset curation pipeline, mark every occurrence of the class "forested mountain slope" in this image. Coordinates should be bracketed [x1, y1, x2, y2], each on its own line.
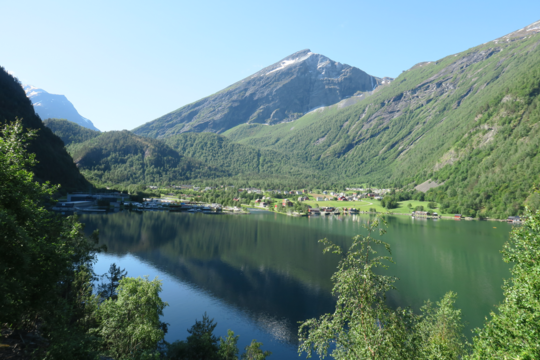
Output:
[66, 131, 227, 186]
[224, 20, 540, 218]
[0, 66, 90, 192]
[133, 49, 390, 137]
[44, 118, 100, 146]
[45, 120, 316, 186]
[163, 132, 316, 178]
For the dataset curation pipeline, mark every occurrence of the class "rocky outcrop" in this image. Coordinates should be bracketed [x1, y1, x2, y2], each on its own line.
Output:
[134, 49, 389, 138]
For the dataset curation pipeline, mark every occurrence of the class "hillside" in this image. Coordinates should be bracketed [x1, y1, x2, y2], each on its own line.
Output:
[44, 118, 100, 146]
[0, 66, 90, 192]
[24, 85, 100, 131]
[163, 132, 316, 178]
[44, 120, 316, 187]
[133, 49, 390, 137]
[222, 20, 540, 218]
[66, 130, 227, 186]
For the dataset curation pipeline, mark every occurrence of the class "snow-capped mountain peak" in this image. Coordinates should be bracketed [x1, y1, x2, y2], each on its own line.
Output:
[23, 85, 100, 132]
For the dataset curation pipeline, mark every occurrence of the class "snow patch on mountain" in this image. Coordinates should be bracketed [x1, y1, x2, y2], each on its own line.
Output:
[266, 52, 314, 75]
[23, 85, 100, 131]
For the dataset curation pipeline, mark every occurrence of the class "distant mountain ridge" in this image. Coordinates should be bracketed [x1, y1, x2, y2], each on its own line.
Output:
[24, 85, 100, 131]
[133, 49, 391, 138]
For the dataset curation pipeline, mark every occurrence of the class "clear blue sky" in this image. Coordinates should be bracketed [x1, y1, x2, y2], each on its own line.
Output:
[2, 0, 539, 131]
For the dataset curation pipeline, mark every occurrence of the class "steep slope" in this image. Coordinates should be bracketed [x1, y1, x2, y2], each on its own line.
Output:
[67, 131, 227, 186]
[0, 67, 90, 192]
[133, 49, 389, 137]
[24, 85, 100, 131]
[164, 132, 316, 178]
[44, 118, 100, 146]
[223, 20, 540, 217]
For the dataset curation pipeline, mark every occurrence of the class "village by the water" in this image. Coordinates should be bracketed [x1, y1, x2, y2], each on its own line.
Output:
[53, 183, 522, 223]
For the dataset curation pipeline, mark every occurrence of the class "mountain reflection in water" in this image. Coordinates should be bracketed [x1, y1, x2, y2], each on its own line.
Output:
[80, 210, 512, 360]
[81, 211, 342, 347]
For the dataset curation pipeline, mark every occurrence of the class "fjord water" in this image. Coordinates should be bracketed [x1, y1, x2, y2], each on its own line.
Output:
[80, 211, 512, 359]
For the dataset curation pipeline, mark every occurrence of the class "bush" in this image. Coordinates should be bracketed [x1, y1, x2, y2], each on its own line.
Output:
[427, 202, 437, 209]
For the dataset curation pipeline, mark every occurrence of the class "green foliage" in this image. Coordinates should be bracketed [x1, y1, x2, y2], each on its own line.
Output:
[98, 263, 128, 300]
[428, 202, 438, 210]
[218, 330, 240, 360]
[166, 315, 269, 360]
[241, 340, 271, 360]
[299, 218, 418, 359]
[164, 132, 315, 179]
[0, 67, 89, 192]
[93, 276, 168, 359]
[469, 209, 540, 359]
[65, 130, 228, 186]
[416, 292, 467, 359]
[298, 217, 468, 359]
[44, 118, 100, 146]
[0, 121, 102, 358]
[381, 195, 398, 209]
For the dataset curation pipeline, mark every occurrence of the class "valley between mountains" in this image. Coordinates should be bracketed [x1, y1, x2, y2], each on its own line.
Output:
[6, 20, 540, 219]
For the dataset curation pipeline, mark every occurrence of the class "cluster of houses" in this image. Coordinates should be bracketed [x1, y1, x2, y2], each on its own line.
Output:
[311, 192, 383, 202]
[254, 196, 273, 208]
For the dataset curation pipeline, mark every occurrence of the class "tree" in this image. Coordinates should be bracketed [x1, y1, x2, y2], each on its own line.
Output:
[185, 312, 220, 360]
[241, 340, 271, 360]
[469, 209, 540, 359]
[98, 263, 128, 300]
[0, 121, 103, 357]
[298, 217, 467, 359]
[416, 292, 467, 359]
[382, 195, 398, 209]
[298, 218, 417, 359]
[167, 313, 220, 360]
[218, 330, 240, 360]
[93, 276, 168, 359]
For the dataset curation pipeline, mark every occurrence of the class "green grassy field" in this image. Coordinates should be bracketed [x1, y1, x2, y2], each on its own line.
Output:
[300, 198, 452, 216]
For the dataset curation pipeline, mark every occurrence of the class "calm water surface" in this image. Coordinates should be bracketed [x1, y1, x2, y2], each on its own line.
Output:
[80, 210, 513, 359]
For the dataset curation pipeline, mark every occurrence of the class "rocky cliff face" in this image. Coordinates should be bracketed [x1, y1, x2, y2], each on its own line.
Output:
[24, 85, 100, 131]
[134, 49, 389, 138]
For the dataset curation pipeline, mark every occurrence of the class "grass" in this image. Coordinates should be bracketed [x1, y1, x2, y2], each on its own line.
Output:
[301, 197, 454, 216]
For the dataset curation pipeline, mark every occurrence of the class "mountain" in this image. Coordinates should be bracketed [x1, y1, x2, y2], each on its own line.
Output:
[44, 118, 100, 146]
[222, 20, 540, 218]
[133, 49, 390, 138]
[24, 85, 100, 131]
[0, 66, 90, 192]
[65, 130, 228, 186]
[163, 132, 316, 178]
[45, 120, 316, 186]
